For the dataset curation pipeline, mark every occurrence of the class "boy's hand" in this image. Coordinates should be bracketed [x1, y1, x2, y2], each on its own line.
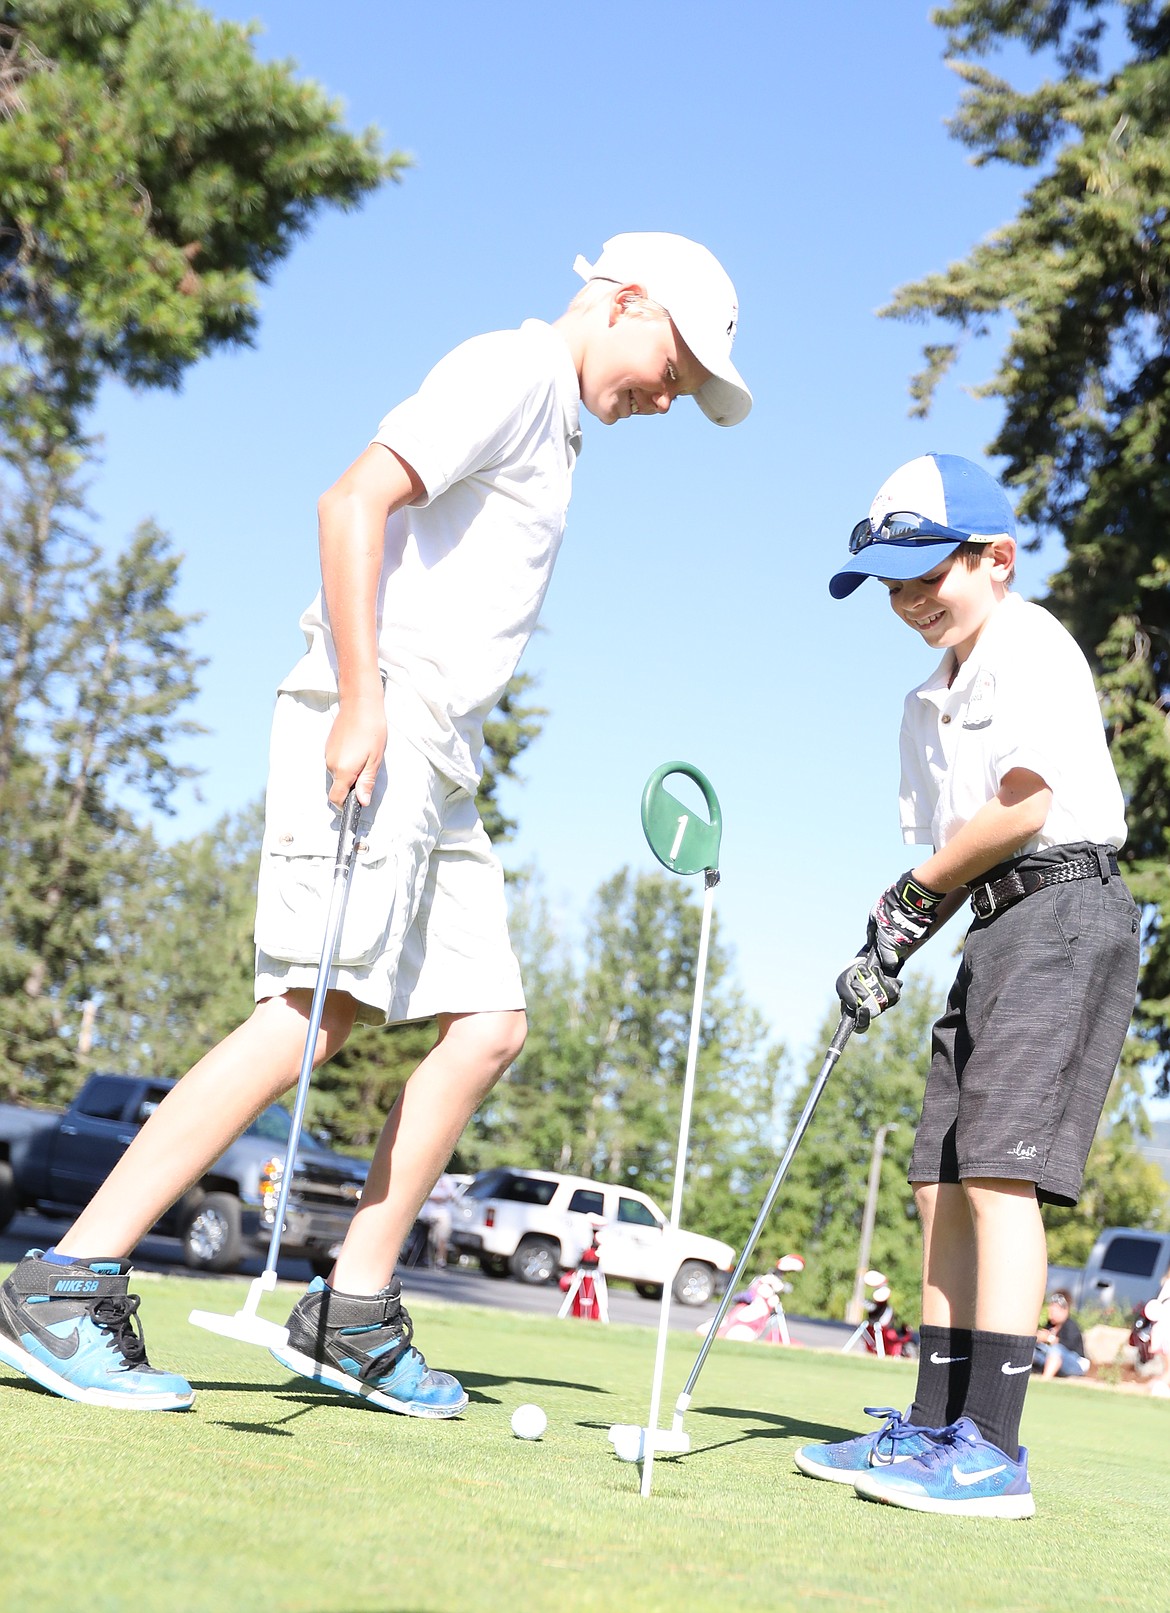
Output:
[836, 948, 901, 1032]
[867, 872, 947, 973]
[325, 694, 387, 807]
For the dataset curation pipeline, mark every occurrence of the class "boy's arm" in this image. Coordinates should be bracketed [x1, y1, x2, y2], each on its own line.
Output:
[317, 443, 425, 807]
[910, 767, 1053, 894]
[874, 768, 1052, 966]
[838, 768, 1051, 1026]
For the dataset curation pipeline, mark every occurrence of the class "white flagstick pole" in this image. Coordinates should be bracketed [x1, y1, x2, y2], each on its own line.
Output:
[640, 869, 718, 1499]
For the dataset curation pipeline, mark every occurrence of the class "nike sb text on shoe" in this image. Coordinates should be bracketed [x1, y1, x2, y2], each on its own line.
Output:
[270, 1276, 468, 1418]
[0, 1251, 194, 1411]
[793, 1406, 940, 1484]
[853, 1416, 1035, 1518]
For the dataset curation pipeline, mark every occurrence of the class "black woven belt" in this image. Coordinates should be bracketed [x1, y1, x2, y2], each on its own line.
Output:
[969, 848, 1119, 921]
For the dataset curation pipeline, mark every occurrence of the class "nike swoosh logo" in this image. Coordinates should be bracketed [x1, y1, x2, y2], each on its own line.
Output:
[930, 1352, 969, 1365]
[1001, 1362, 1031, 1375]
[954, 1463, 1006, 1485]
[18, 1315, 81, 1361]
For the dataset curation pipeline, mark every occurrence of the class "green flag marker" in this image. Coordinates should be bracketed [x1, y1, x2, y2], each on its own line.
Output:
[640, 762, 722, 876]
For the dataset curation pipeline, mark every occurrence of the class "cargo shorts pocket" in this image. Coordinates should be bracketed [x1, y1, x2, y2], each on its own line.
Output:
[254, 816, 409, 970]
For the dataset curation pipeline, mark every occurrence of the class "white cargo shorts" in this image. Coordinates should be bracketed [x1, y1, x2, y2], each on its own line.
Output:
[253, 690, 524, 1026]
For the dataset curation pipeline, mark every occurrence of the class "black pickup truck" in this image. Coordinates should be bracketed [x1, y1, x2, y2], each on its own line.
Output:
[0, 1073, 368, 1274]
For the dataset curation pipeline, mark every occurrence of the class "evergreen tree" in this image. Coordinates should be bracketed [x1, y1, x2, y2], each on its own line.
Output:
[546, 868, 787, 1244]
[775, 988, 942, 1325]
[0, 519, 204, 1101]
[0, 0, 404, 1102]
[463, 869, 594, 1171]
[0, 0, 402, 441]
[887, 0, 1170, 1085]
[96, 801, 262, 1078]
[476, 672, 545, 849]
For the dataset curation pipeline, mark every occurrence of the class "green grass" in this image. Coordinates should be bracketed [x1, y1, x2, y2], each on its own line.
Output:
[2, 1270, 1168, 1613]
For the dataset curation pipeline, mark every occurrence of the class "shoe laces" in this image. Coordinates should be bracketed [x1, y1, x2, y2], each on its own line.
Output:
[911, 1420, 979, 1470]
[862, 1405, 920, 1452]
[90, 1293, 148, 1370]
[356, 1297, 415, 1383]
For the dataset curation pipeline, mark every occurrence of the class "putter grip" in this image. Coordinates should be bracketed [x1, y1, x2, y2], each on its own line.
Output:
[336, 791, 363, 865]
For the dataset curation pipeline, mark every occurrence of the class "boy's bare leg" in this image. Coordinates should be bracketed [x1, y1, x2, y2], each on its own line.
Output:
[964, 1178, 1047, 1333]
[916, 1181, 977, 1328]
[330, 1008, 525, 1294]
[55, 989, 358, 1260]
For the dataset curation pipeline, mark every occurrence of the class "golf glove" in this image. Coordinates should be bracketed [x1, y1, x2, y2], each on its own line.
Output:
[836, 948, 901, 1033]
[867, 871, 946, 973]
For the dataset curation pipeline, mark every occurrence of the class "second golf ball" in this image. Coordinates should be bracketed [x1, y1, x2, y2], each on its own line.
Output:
[511, 1403, 547, 1440]
[610, 1425, 644, 1463]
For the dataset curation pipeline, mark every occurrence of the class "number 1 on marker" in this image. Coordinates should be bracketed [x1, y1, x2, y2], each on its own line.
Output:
[669, 815, 689, 861]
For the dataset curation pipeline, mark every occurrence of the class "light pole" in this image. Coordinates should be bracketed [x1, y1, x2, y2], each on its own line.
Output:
[846, 1122, 899, 1325]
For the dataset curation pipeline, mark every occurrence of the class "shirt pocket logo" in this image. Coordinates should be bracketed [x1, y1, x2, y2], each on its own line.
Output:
[962, 668, 996, 730]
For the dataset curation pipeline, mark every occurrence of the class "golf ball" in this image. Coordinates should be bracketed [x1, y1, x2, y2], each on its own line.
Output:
[608, 1424, 645, 1463]
[511, 1403, 547, 1440]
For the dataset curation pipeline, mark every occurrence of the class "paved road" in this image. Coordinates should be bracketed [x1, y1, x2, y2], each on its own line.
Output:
[1, 1209, 855, 1349]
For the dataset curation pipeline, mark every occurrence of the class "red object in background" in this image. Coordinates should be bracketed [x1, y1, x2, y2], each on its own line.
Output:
[864, 1321, 915, 1357]
[568, 1245, 602, 1319]
[569, 1268, 602, 1320]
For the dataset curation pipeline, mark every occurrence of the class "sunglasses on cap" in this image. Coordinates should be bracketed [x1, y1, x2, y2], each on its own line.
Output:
[848, 509, 980, 556]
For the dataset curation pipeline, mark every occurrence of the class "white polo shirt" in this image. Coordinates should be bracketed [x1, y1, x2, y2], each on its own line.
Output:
[899, 592, 1126, 852]
[281, 319, 582, 792]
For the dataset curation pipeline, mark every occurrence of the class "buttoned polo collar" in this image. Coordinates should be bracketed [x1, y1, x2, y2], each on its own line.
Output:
[913, 591, 1022, 712]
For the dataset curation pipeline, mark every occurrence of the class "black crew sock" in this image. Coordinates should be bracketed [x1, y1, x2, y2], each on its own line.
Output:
[959, 1329, 1035, 1460]
[909, 1324, 972, 1427]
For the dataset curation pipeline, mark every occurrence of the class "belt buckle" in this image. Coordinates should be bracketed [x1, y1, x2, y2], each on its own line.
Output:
[973, 881, 996, 919]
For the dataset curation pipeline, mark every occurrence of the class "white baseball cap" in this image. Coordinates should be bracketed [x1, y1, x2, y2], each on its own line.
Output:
[572, 232, 752, 427]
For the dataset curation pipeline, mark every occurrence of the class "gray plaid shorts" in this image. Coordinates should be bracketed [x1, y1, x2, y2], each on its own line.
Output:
[909, 842, 1140, 1207]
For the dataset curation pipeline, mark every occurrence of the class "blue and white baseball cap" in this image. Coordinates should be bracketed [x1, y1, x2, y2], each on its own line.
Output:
[829, 453, 1017, 599]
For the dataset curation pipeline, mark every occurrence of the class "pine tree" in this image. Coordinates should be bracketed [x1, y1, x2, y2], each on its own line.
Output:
[0, 0, 404, 1102]
[0, 1, 402, 440]
[0, 520, 204, 1101]
[775, 989, 942, 1325]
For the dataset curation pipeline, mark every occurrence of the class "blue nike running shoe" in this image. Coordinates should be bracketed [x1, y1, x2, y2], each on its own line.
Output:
[270, 1276, 468, 1418]
[853, 1416, 1035, 1518]
[0, 1250, 195, 1410]
[794, 1405, 940, 1483]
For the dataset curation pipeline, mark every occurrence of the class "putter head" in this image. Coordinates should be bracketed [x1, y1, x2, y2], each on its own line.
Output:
[189, 1307, 291, 1349]
[607, 1423, 691, 1463]
[189, 1270, 288, 1349]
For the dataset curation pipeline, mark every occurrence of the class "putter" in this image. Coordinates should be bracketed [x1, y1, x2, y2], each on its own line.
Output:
[190, 791, 364, 1349]
[608, 762, 722, 1498]
[627, 1011, 856, 1462]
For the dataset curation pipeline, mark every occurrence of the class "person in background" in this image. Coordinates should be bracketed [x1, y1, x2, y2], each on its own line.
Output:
[1033, 1290, 1089, 1380]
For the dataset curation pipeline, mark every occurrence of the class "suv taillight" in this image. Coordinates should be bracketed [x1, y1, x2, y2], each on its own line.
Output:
[485, 1207, 495, 1228]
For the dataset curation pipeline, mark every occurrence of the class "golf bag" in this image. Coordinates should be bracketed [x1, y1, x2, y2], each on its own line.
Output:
[558, 1219, 609, 1322]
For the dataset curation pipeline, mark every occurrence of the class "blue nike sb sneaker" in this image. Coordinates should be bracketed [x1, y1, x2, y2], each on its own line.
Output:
[0, 1250, 195, 1410]
[853, 1416, 1035, 1518]
[270, 1276, 468, 1418]
[793, 1405, 940, 1484]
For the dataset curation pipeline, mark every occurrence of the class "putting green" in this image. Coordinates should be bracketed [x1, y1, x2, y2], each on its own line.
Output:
[1, 1270, 1166, 1612]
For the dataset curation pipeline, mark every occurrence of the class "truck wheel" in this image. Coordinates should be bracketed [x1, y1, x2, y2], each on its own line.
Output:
[635, 1282, 664, 1301]
[510, 1235, 560, 1285]
[0, 1161, 18, 1234]
[479, 1254, 509, 1278]
[181, 1193, 243, 1273]
[672, 1261, 715, 1307]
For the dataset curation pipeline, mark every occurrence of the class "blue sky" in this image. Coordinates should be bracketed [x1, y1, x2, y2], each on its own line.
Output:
[86, 3, 1107, 1086]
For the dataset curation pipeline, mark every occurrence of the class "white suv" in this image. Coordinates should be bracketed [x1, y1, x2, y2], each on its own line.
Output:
[450, 1168, 735, 1306]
